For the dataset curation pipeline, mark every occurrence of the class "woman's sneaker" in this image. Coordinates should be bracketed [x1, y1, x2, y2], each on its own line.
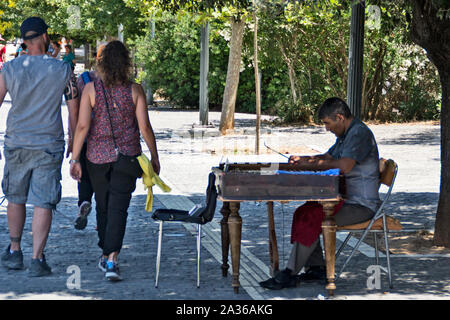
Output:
[1, 245, 24, 270]
[98, 255, 107, 272]
[105, 261, 122, 281]
[74, 201, 92, 230]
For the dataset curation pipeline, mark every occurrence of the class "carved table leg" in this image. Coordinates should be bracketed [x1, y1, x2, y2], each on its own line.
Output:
[228, 202, 241, 293]
[267, 201, 279, 277]
[220, 202, 231, 277]
[320, 201, 339, 296]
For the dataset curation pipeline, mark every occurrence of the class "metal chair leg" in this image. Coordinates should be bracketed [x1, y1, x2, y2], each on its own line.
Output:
[155, 221, 163, 288]
[336, 232, 352, 259]
[383, 216, 393, 289]
[374, 232, 379, 266]
[197, 224, 202, 288]
[337, 223, 373, 280]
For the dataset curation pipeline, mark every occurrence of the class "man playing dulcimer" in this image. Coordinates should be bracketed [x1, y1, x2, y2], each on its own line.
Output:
[260, 97, 381, 290]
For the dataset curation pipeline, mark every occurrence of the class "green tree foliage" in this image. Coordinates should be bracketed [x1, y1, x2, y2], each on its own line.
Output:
[252, 0, 440, 123]
[125, 0, 251, 15]
[0, 1, 21, 38]
[0, 0, 146, 46]
[132, 1, 440, 123]
[3, 0, 441, 123]
[362, 1, 441, 122]
[253, 2, 351, 122]
[132, 12, 230, 108]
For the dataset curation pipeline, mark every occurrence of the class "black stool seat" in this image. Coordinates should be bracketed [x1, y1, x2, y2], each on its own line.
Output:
[152, 208, 204, 224]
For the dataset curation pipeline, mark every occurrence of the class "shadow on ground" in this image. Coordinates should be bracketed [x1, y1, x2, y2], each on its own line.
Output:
[0, 194, 250, 300]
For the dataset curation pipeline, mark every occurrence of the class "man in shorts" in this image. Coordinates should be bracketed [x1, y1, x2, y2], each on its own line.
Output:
[0, 17, 79, 277]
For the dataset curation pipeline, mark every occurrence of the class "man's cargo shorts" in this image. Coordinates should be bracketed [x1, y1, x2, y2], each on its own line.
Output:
[2, 148, 64, 210]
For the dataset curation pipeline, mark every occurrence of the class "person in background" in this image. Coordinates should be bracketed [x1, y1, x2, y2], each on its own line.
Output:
[69, 44, 105, 231]
[0, 35, 6, 70]
[63, 44, 75, 71]
[15, 43, 28, 57]
[69, 40, 160, 281]
[48, 39, 61, 59]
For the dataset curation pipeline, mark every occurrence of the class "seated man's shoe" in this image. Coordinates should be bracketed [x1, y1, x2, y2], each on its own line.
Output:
[260, 269, 297, 290]
[297, 266, 326, 283]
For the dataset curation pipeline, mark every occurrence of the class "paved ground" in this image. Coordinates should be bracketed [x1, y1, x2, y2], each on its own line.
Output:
[0, 93, 447, 301]
[0, 43, 448, 301]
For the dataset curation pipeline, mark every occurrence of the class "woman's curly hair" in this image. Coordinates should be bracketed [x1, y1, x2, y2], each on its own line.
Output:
[96, 40, 131, 88]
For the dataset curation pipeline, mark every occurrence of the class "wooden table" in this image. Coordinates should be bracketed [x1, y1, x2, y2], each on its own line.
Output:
[212, 163, 344, 296]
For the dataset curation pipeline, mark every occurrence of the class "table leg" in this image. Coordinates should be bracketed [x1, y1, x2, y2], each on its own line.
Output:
[320, 201, 338, 296]
[267, 201, 279, 276]
[228, 202, 241, 293]
[220, 202, 231, 277]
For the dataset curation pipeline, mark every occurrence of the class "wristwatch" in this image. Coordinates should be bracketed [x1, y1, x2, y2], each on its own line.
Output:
[69, 159, 80, 164]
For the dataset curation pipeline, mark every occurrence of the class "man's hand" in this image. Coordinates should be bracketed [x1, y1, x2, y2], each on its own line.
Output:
[289, 155, 301, 164]
[289, 155, 323, 164]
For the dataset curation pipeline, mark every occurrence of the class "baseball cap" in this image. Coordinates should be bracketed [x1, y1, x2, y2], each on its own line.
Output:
[20, 17, 49, 40]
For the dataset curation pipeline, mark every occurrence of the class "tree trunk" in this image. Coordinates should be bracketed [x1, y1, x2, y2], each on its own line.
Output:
[277, 39, 299, 105]
[435, 69, 450, 246]
[219, 17, 245, 135]
[410, 0, 450, 247]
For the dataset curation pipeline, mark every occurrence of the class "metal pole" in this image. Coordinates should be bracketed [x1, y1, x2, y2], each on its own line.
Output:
[254, 16, 261, 155]
[199, 23, 210, 125]
[347, 1, 365, 119]
[145, 19, 156, 106]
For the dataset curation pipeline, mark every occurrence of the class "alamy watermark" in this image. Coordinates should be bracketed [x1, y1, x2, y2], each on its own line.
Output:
[67, 5, 81, 30]
[367, 5, 381, 30]
[366, 265, 387, 290]
[66, 264, 81, 290]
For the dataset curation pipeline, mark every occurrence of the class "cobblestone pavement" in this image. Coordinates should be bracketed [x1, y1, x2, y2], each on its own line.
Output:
[0, 94, 449, 301]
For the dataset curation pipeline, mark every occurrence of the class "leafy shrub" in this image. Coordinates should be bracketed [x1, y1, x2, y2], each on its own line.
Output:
[132, 8, 441, 124]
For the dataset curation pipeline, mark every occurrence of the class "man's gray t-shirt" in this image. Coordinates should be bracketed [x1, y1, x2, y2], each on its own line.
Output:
[327, 118, 381, 212]
[1, 54, 72, 153]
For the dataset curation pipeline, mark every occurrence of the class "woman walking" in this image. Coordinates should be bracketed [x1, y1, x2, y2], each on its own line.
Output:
[70, 40, 160, 281]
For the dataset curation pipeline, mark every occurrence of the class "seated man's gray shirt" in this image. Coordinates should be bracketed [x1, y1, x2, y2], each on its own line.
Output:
[1, 54, 72, 153]
[327, 118, 381, 212]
